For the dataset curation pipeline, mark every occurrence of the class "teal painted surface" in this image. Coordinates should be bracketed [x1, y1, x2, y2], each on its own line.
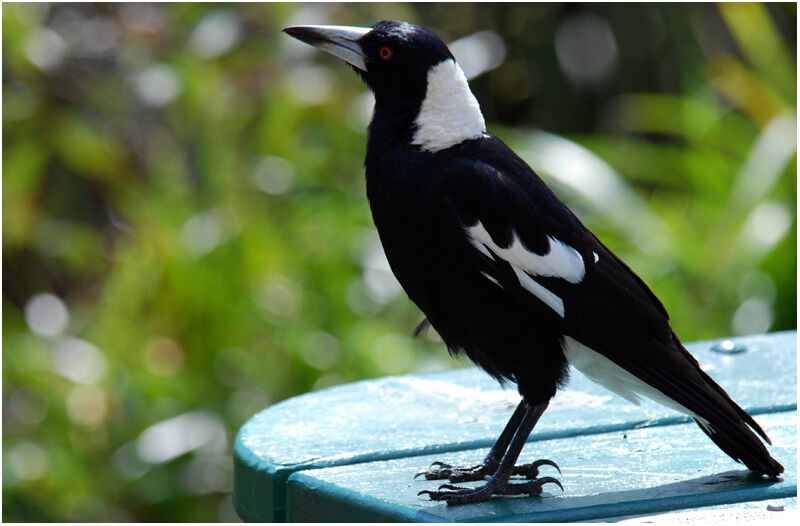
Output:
[593, 496, 796, 522]
[233, 331, 797, 521]
[233, 439, 278, 522]
[286, 411, 796, 522]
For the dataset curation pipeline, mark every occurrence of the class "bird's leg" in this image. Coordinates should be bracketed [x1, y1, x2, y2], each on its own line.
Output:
[415, 401, 525, 482]
[416, 401, 559, 483]
[419, 401, 562, 504]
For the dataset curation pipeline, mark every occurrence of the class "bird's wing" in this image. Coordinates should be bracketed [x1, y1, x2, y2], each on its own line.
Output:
[433, 137, 781, 475]
[434, 141, 667, 337]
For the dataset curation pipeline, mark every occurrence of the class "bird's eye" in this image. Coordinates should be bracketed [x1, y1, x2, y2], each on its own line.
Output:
[378, 46, 393, 60]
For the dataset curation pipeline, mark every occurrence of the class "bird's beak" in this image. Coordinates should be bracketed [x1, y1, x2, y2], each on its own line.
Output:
[283, 25, 372, 71]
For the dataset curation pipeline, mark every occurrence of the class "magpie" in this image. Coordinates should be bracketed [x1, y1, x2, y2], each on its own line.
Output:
[283, 20, 784, 504]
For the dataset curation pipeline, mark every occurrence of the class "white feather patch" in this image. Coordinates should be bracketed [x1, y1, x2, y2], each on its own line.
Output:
[411, 59, 486, 152]
[466, 221, 586, 317]
[563, 336, 712, 431]
[514, 268, 564, 316]
[480, 271, 502, 288]
[467, 222, 586, 283]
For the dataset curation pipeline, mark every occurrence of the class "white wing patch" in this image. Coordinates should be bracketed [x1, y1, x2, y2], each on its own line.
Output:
[411, 59, 486, 152]
[563, 336, 713, 432]
[466, 220, 588, 317]
[513, 268, 565, 316]
[480, 271, 502, 288]
[467, 222, 585, 283]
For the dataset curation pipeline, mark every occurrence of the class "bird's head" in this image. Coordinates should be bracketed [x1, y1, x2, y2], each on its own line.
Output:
[283, 21, 486, 152]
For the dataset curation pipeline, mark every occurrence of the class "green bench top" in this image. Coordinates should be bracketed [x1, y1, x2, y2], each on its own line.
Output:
[234, 331, 797, 522]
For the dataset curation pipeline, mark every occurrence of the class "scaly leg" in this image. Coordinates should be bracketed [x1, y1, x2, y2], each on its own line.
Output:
[416, 401, 559, 483]
[419, 401, 562, 504]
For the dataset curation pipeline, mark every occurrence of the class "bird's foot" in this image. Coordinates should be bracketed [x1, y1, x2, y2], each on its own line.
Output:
[415, 458, 559, 483]
[415, 461, 492, 482]
[512, 458, 560, 480]
[418, 476, 562, 504]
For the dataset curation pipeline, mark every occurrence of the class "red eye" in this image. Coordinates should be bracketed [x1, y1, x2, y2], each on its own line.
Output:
[379, 46, 393, 60]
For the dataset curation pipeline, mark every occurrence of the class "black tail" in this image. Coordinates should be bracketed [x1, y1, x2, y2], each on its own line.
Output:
[693, 415, 783, 477]
[689, 368, 783, 477]
[670, 333, 784, 477]
[608, 330, 784, 477]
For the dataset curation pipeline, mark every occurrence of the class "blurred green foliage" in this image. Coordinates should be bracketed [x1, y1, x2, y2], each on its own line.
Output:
[2, 2, 795, 522]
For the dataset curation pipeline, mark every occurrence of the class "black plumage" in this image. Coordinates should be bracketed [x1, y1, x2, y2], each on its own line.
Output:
[284, 20, 783, 503]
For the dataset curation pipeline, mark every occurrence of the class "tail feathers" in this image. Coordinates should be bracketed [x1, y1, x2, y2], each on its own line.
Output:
[693, 415, 784, 477]
[695, 365, 772, 445]
[667, 332, 783, 477]
[571, 330, 784, 478]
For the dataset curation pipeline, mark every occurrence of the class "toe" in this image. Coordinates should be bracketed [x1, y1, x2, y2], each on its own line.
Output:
[535, 476, 564, 492]
[533, 458, 561, 475]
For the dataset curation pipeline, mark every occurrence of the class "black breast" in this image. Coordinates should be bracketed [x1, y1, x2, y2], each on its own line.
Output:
[364, 142, 569, 404]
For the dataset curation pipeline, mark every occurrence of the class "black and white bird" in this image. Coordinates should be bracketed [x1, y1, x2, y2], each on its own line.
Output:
[283, 21, 783, 503]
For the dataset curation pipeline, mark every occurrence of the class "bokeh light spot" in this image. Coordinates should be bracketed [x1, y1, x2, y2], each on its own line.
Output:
[251, 156, 295, 195]
[189, 9, 242, 59]
[372, 334, 412, 374]
[24, 293, 69, 336]
[7, 442, 49, 481]
[450, 30, 507, 80]
[732, 298, 773, 336]
[178, 456, 232, 495]
[284, 65, 334, 106]
[112, 443, 150, 481]
[24, 28, 67, 72]
[253, 274, 303, 322]
[142, 337, 185, 377]
[135, 64, 181, 108]
[66, 385, 109, 427]
[555, 13, 618, 87]
[298, 331, 340, 370]
[8, 388, 49, 427]
[136, 411, 227, 464]
[361, 236, 403, 305]
[741, 201, 792, 250]
[52, 337, 108, 384]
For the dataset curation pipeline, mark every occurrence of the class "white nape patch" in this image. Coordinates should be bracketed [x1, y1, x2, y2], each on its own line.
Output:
[563, 336, 712, 431]
[593, 251, 599, 263]
[411, 59, 486, 152]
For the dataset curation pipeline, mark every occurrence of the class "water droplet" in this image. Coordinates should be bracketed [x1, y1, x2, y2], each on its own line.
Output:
[710, 340, 747, 354]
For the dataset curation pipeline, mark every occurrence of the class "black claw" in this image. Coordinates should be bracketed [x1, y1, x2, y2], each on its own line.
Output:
[416, 457, 563, 503]
[536, 476, 564, 492]
[532, 458, 561, 475]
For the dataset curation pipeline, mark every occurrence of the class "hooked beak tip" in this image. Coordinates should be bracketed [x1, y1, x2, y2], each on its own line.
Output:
[282, 24, 371, 71]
